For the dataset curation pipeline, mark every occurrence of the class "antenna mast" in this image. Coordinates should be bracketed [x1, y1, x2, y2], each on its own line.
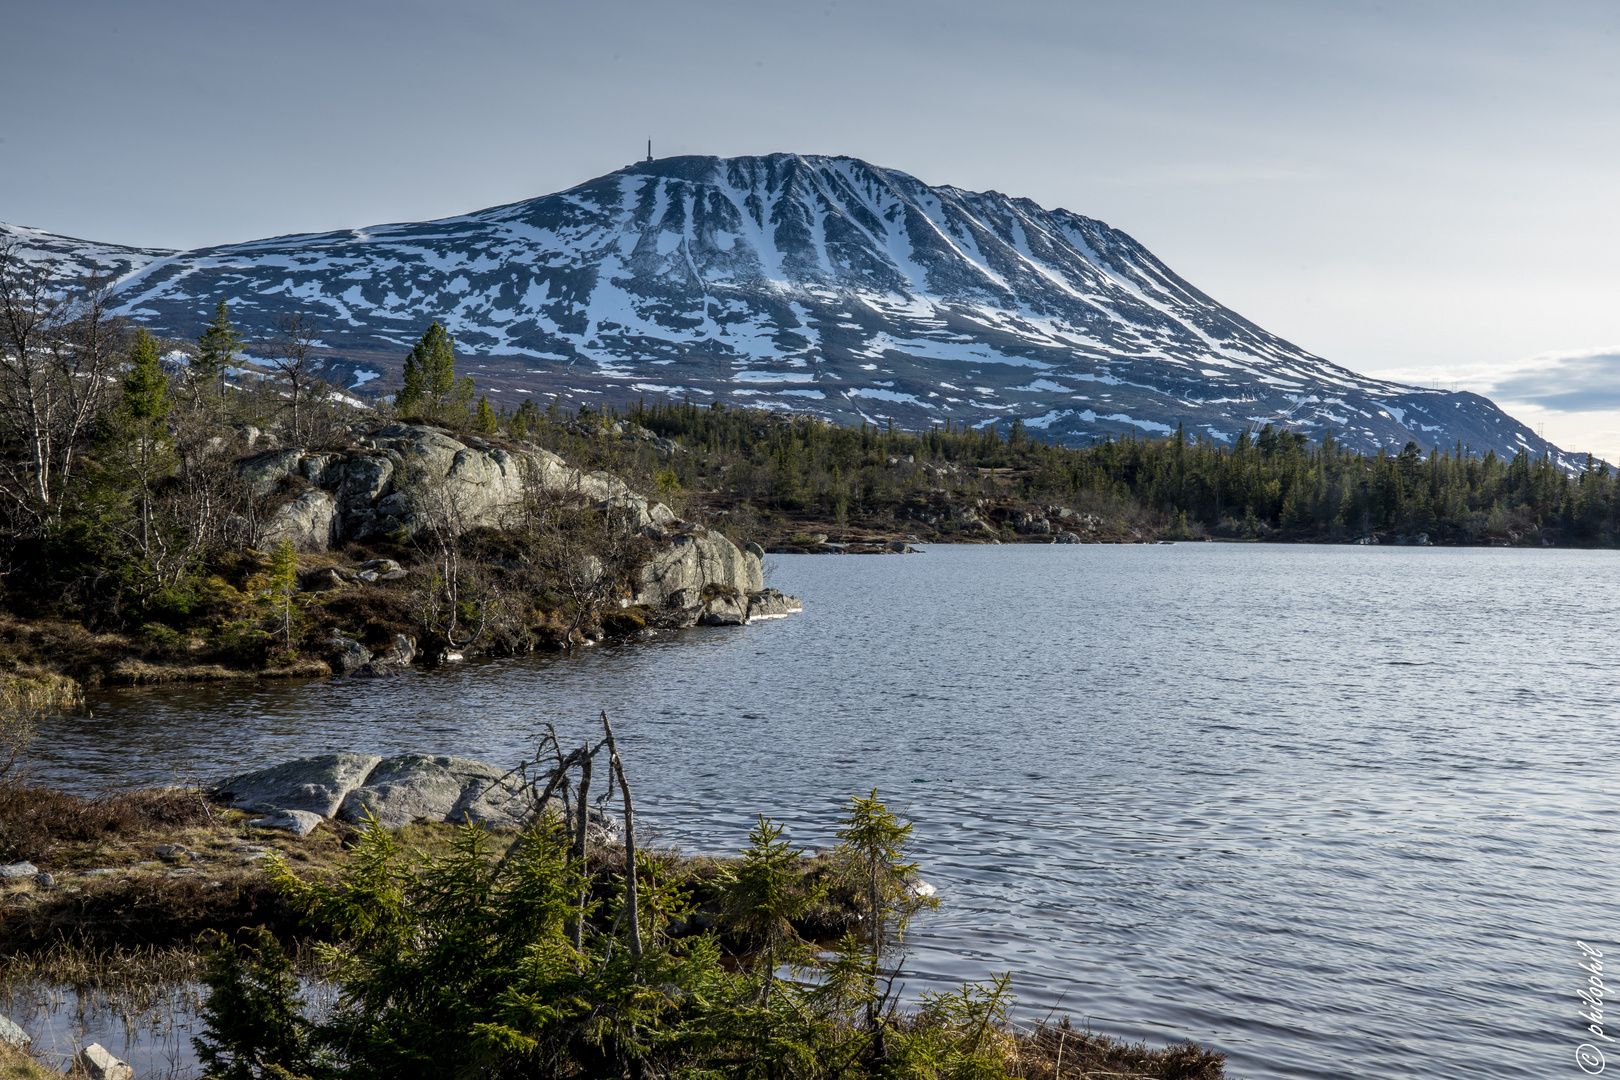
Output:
[646, 139, 652, 162]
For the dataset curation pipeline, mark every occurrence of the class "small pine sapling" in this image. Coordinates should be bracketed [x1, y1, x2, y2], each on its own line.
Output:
[718, 815, 821, 1005]
[265, 539, 299, 644]
[834, 790, 940, 1029]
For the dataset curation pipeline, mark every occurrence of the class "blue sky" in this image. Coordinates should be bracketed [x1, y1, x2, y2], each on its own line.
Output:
[3, 0, 1618, 455]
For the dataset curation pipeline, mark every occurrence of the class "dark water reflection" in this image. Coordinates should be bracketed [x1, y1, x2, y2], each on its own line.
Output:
[34, 544, 1620, 1080]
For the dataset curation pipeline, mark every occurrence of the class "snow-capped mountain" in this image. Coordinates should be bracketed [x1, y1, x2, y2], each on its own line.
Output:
[2, 155, 1564, 460]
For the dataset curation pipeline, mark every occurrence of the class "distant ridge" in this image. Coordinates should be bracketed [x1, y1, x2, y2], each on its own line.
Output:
[0, 154, 1568, 462]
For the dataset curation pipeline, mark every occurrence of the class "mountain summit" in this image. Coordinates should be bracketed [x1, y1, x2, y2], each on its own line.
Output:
[2, 154, 1562, 460]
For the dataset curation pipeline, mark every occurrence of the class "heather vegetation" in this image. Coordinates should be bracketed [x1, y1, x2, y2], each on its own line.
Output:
[0, 713, 1226, 1079]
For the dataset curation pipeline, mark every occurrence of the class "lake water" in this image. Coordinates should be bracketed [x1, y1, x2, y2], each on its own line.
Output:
[31, 544, 1620, 1079]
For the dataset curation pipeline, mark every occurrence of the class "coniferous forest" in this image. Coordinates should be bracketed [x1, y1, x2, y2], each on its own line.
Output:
[611, 398, 1614, 547]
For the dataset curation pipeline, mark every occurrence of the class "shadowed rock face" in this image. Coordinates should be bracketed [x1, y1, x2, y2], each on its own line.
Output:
[3, 157, 1567, 462]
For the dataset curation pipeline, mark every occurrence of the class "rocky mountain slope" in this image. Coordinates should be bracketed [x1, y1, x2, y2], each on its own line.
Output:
[2, 155, 1566, 462]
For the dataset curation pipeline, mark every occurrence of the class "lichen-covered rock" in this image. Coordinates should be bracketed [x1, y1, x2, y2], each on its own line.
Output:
[355, 633, 415, 677]
[337, 754, 528, 829]
[239, 448, 305, 497]
[326, 633, 372, 674]
[699, 595, 749, 626]
[333, 453, 395, 511]
[0, 1013, 29, 1048]
[211, 753, 383, 817]
[262, 489, 337, 551]
[75, 1043, 132, 1080]
[637, 529, 763, 613]
[302, 567, 347, 591]
[595, 493, 678, 531]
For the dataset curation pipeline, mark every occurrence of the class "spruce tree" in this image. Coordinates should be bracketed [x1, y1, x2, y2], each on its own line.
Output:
[118, 328, 173, 560]
[397, 321, 458, 420]
[121, 327, 171, 426]
[265, 539, 298, 644]
[194, 299, 242, 402]
[474, 395, 497, 434]
[396, 349, 426, 418]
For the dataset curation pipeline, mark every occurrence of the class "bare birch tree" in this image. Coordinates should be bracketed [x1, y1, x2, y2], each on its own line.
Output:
[407, 461, 492, 654]
[0, 241, 123, 525]
[265, 312, 322, 443]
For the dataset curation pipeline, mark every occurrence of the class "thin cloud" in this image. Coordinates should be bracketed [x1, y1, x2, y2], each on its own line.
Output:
[1488, 348, 1620, 412]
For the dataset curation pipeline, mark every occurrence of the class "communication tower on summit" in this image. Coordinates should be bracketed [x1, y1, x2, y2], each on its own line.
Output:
[646, 139, 653, 162]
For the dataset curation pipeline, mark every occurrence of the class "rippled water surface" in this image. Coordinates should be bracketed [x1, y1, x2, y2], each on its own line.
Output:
[37, 544, 1620, 1079]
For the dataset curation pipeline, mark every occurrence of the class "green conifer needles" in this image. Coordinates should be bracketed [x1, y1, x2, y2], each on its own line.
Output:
[194, 300, 242, 399]
[120, 328, 171, 426]
[397, 322, 474, 424]
[264, 539, 299, 644]
[835, 790, 939, 969]
[193, 788, 1029, 1080]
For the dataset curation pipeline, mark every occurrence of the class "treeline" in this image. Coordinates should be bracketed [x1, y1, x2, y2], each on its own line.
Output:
[591, 397, 1613, 545]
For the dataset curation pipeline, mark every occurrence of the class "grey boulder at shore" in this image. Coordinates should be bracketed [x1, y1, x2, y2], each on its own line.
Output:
[210, 753, 620, 838]
[210, 752, 382, 818]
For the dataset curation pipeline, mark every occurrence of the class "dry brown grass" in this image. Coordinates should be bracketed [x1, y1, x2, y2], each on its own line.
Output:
[0, 1042, 63, 1080]
[0, 674, 82, 717]
[0, 788, 529, 957]
[1006, 1018, 1227, 1080]
[0, 785, 216, 867]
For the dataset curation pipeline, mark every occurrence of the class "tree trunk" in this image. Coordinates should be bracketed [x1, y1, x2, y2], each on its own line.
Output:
[572, 750, 592, 955]
[601, 712, 641, 960]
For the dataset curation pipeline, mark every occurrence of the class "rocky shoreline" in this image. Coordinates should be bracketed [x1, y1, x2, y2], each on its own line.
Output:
[0, 420, 804, 694]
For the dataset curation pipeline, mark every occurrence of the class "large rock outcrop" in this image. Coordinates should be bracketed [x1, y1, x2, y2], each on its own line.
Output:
[210, 752, 383, 817]
[239, 424, 634, 548]
[631, 526, 802, 626]
[261, 489, 338, 551]
[337, 754, 530, 830]
[239, 423, 799, 629]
